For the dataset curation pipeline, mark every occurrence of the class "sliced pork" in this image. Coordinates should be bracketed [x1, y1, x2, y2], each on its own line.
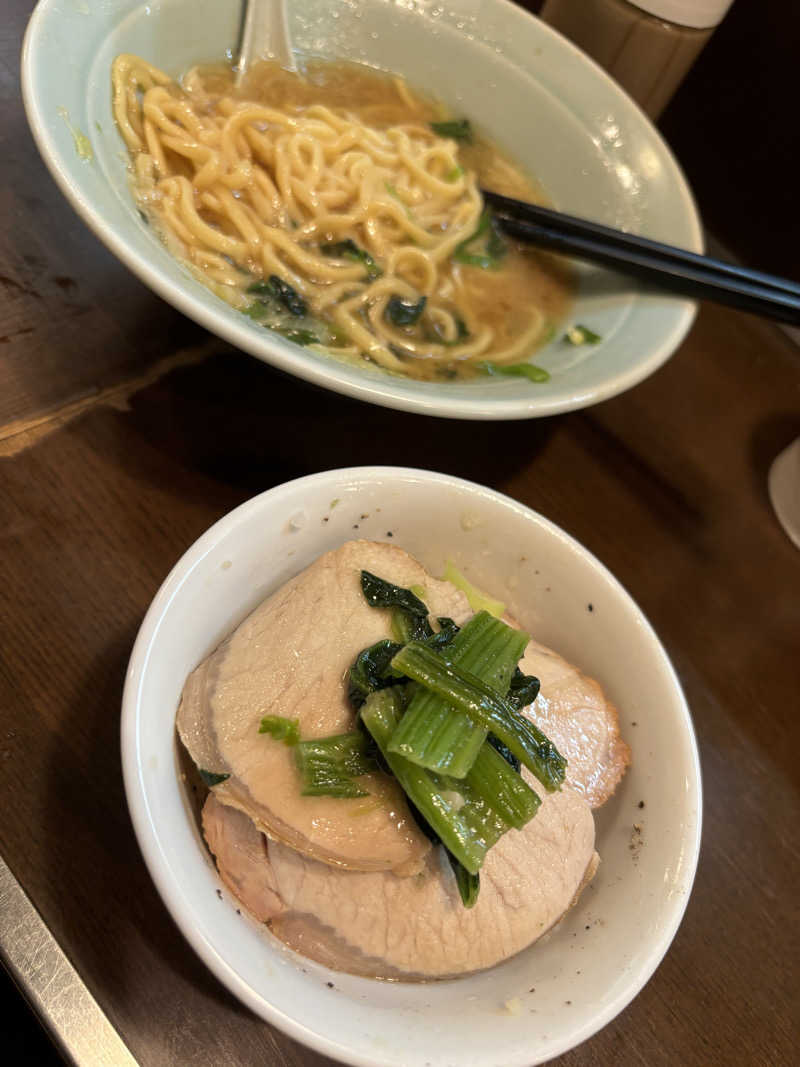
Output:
[520, 639, 630, 808]
[202, 790, 597, 979]
[177, 541, 472, 875]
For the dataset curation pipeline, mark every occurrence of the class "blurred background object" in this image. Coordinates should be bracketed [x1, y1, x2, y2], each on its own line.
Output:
[540, 0, 735, 120]
[529, 0, 800, 283]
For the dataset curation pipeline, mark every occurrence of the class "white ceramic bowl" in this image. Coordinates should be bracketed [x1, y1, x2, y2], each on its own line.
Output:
[22, 0, 701, 420]
[122, 467, 702, 1066]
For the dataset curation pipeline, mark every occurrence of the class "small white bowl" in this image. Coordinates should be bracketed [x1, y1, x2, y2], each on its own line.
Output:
[122, 467, 702, 1066]
[22, 0, 701, 420]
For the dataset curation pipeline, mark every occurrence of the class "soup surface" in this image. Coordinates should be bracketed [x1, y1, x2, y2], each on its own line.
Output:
[112, 56, 572, 381]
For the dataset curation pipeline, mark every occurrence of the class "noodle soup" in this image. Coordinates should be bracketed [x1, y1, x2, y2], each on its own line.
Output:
[112, 57, 572, 382]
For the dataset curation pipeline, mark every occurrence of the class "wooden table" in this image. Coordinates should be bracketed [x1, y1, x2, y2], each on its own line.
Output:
[2, 2, 799, 1063]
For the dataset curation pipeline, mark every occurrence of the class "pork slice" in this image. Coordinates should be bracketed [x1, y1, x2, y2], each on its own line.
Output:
[519, 638, 630, 808]
[201, 786, 597, 980]
[177, 540, 471, 875]
[201, 794, 283, 923]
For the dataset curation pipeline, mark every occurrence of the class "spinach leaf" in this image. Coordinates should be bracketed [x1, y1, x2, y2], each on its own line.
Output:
[360, 570, 433, 642]
[430, 118, 473, 142]
[506, 667, 541, 711]
[385, 294, 427, 326]
[247, 275, 307, 316]
[348, 639, 405, 709]
[425, 617, 460, 651]
[448, 851, 480, 907]
[198, 768, 230, 787]
[453, 209, 507, 270]
[321, 239, 381, 280]
[274, 326, 320, 346]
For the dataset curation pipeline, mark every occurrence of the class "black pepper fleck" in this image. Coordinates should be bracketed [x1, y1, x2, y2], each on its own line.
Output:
[323, 516, 329, 523]
[216, 889, 222, 899]
[638, 800, 645, 809]
[353, 524, 359, 529]
[587, 603, 594, 612]
[327, 981, 334, 988]
[386, 531, 393, 537]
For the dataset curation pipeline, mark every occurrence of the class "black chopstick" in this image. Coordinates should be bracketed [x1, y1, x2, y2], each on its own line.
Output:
[482, 188, 800, 326]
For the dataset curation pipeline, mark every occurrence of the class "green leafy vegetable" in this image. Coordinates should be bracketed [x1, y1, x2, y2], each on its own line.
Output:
[487, 733, 521, 773]
[320, 239, 381, 280]
[425, 617, 460, 651]
[464, 740, 539, 827]
[445, 165, 465, 182]
[563, 324, 602, 345]
[479, 361, 550, 384]
[453, 210, 507, 270]
[360, 570, 432, 641]
[430, 118, 473, 142]
[427, 316, 470, 347]
[274, 327, 320, 346]
[448, 852, 480, 907]
[387, 611, 527, 778]
[348, 638, 405, 709]
[258, 715, 301, 745]
[294, 732, 377, 797]
[361, 689, 509, 874]
[390, 641, 567, 791]
[506, 667, 540, 711]
[247, 275, 308, 316]
[385, 294, 427, 327]
[199, 769, 230, 787]
[442, 561, 505, 618]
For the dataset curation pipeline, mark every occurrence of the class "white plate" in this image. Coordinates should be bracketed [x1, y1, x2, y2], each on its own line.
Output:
[22, 0, 701, 420]
[122, 467, 702, 1066]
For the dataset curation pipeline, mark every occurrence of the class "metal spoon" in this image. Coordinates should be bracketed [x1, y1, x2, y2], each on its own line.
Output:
[235, 0, 296, 83]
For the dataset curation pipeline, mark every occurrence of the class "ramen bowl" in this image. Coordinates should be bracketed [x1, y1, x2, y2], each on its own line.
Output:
[22, 0, 701, 419]
[122, 466, 702, 1066]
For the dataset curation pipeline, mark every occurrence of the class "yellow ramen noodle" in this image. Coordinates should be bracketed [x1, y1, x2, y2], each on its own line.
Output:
[112, 56, 571, 380]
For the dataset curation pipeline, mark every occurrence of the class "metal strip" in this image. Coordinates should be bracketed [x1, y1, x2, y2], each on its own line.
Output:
[0, 855, 139, 1066]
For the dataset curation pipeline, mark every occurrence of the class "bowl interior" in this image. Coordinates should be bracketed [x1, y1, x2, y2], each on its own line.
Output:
[23, 0, 701, 419]
[123, 468, 702, 1067]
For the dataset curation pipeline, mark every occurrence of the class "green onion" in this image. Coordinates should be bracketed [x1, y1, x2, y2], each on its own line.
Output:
[479, 361, 550, 383]
[430, 119, 473, 142]
[198, 768, 230, 787]
[445, 165, 465, 182]
[390, 641, 566, 791]
[361, 690, 508, 874]
[294, 732, 377, 798]
[258, 715, 300, 745]
[563, 324, 602, 345]
[448, 853, 480, 907]
[387, 611, 528, 778]
[454, 210, 507, 270]
[320, 239, 382, 280]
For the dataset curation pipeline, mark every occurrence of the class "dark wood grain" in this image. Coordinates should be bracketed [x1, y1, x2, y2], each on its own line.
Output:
[2, 2, 800, 1065]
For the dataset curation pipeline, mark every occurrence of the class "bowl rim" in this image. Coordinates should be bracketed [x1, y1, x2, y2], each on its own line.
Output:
[121, 465, 703, 1066]
[21, 0, 701, 421]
